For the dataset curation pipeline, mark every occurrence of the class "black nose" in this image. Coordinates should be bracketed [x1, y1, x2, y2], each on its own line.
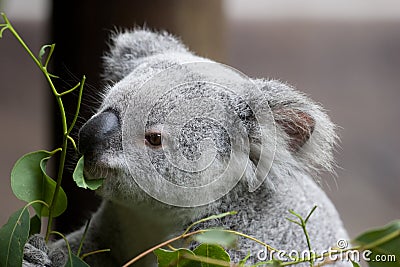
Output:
[78, 110, 120, 155]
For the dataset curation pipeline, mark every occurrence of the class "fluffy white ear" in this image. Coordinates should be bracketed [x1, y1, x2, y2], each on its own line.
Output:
[102, 29, 188, 83]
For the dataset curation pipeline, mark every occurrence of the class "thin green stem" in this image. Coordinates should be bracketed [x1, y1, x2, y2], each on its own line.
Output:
[67, 135, 78, 151]
[59, 81, 81, 97]
[45, 135, 68, 241]
[26, 200, 50, 210]
[182, 211, 237, 235]
[303, 225, 313, 266]
[50, 231, 73, 267]
[123, 219, 400, 267]
[122, 229, 205, 267]
[77, 219, 91, 257]
[122, 228, 281, 267]
[1, 13, 73, 242]
[287, 207, 317, 267]
[304, 206, 317, 224]
[80, 249, 111, 260]
[2, 14, 66, 130]
[223, 230, 279, 253]
[48, 73, 59, 79]
[1, 14, 41, 68]
[0, 25, 9, 38]
[67, 75, 86, 135]
[44, 44, 55, 69]
[49, 147, 62, 155]
[166, 244, 177, 251]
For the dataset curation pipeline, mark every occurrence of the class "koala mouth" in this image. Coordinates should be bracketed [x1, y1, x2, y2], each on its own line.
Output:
[83, 154, 115, 180]
[78, 109, 122, 181]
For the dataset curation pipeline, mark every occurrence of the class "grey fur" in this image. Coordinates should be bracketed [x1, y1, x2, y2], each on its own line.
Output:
[23, 30, 350, 266]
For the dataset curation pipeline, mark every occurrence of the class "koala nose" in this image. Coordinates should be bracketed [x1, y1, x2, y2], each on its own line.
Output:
[78, 110, 120, 156]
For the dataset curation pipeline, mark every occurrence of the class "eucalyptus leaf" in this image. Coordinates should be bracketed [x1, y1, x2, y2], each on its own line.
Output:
[193, 244, 230, 267]
[154, 248, 200, 267]
[39, 156, 67, 217]
[38, 44, 52, 62]
[73, 156, 103, 190]
[11, 150, 67, 217]
[0, 207, 30, 267]
[29, 215, 41, 236]
[65, 253, 90, 267]
[193, 229, 237, 248]
[353, 220, 400, 267]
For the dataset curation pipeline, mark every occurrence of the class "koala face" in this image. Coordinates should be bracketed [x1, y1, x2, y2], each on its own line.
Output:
[79, 58, 275, 208]
[78, 30, 337, 211]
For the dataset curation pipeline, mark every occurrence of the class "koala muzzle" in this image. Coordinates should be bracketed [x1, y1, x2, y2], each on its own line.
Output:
[78, 110, 121, 157]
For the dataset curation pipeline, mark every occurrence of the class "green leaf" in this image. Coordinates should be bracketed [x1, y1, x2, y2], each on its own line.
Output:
[65, 253, 90, 267]
[193, 229, 237, 248]
[193, 244, 230, 267]
[0, 208, 30, 267]
[353, 220, 400, 267]
[351, 260, 361, 267]
[29, 215, 41, 236]
[11, 150, 67, 217]
[154, 248, 200, 267]
[38, 44, 52, 62]
[73, 156, 103, 190]
[39, 156, 67, 217]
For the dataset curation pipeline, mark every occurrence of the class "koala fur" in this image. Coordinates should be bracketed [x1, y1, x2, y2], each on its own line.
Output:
[23, 30, 350, 266]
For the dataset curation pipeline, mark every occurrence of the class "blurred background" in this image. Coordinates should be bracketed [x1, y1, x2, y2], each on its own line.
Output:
[0, 0, 399, 242]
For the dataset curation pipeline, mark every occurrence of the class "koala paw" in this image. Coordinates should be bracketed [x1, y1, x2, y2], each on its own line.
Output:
[23, 235, 66, 267]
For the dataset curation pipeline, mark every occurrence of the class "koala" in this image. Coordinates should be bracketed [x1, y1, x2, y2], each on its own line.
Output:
[23, 29, 351, 267]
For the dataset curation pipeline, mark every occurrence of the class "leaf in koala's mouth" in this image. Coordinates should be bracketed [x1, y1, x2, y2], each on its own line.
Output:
[73, 156, 104, 190]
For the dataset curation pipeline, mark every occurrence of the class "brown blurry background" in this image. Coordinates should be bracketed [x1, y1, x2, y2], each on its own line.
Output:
[0, 0, 399, 241]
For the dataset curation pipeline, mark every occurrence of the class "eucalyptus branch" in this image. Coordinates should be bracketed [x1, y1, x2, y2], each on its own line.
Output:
[67, 135, 78, 151]
[77, 219, 91, 257]
[67, 75, 86, 135]
[45, 129, 67, 241]
[222, 229, 280, 254]
[122, 228, 282, 267]
[27, 200, 50, 210]
[182, 253, 231, 266]
[287, 206, 317, 266]
[122, 229, 206, 267]
[43, 44, 55, 69]
[80, 249, 111, 260]
[183, 211, 237, 235]
[0, 12, 85, 242]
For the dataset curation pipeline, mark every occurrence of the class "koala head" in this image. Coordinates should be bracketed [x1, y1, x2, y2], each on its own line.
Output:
[78, 30, 337, 212]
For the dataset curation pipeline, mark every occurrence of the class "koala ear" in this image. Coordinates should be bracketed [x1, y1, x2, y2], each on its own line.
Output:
[244, 79, 338, 191]
[274, 108, 315, 151]
[102, 29, 188, 83]
[244, 108, 316, 190]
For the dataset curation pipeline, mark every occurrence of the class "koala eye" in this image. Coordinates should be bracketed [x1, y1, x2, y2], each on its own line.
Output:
[145, 132, 162, 147]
